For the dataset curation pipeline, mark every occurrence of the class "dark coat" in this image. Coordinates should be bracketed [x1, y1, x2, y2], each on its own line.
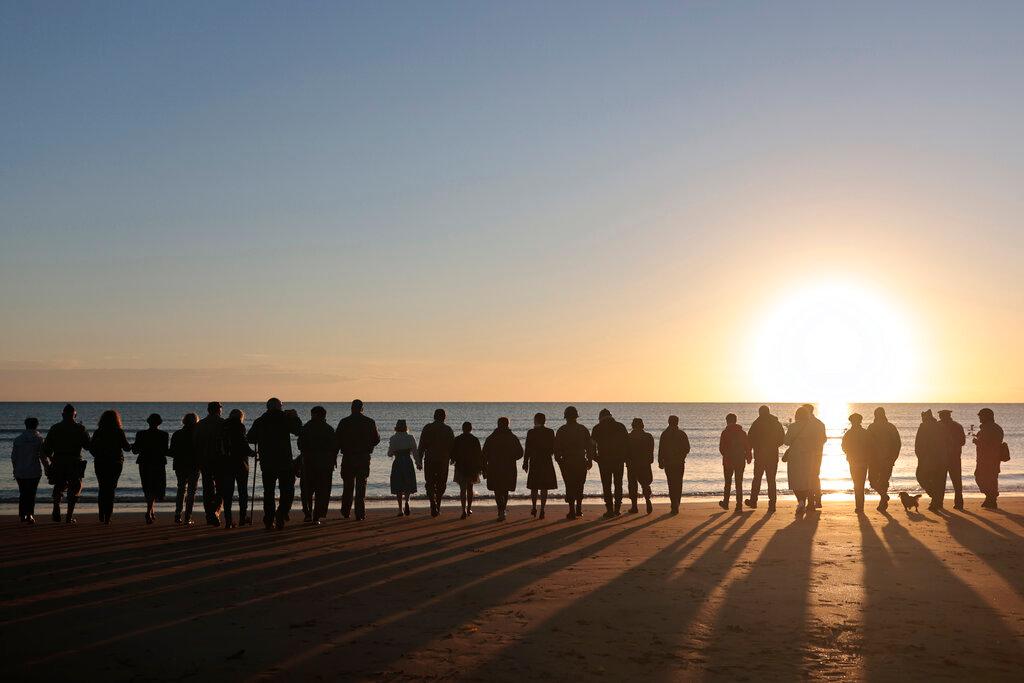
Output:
[298, 418, 338, 467]
[657, 426, 690, 470]
[132, 428, 169, 466]
[747, 414, 785, 458]
[482, 427, 523, 493]
[248, 409, 302, 473]
[89, 427, 131, 466]
[841, 425, 872, 465]
[223, 418, 254, 469]
[719, 424, 751, 466]
[868, 419, 901, 468]
[193, 415, 226, 468]
[170, 426, 199, 473]
[42, 419, 90, 461]
[418, 421, 455, 465]
[554, 422, 595, 466]
[336, 412, 381, 479]
[524, 426, 557, 491]
[591, 418, 629, 466]
[939, 417, 966, 463]
[450, 432, 483, 482]
[627, 430, 655, 486]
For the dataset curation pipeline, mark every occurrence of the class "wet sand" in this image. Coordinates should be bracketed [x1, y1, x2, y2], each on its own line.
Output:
[3, 499, 1023, 681]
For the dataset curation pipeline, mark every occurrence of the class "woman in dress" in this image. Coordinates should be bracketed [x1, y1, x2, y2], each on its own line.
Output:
[450, 421, 483, 519]
[783, 406, 815, 516]
[90, 409, 132, 524]
[482, 417, 523, 522]
[388, 419, 417, 516]
[132, 413, 169, 524]
[523, 412, 556, 519]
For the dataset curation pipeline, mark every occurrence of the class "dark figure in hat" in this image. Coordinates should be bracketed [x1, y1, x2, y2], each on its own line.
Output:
[938, 409, 966, 510]
[591, 408, 629, 518]
[626, 417, 655, 514]
[42, 404, 91, 524]
[193, 401, 226, 525]
[915, 409, 948, 511]
[335, 400, 381, 521]
[298, 406, 338, 525]
[974, 408, 1005, 509]
[418, 409, 455, 517]
[658, 415, 691, 514]
[867, 407, 901, 511]
[841, 413, 872, 512]
[247, 398, 303, 529]
[554, 406, 595, 519]
[745, 405, 786, 511]
[133, 413, 169, 524]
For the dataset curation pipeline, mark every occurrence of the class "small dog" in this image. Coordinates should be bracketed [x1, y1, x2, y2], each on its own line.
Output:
[898, 492, 922, 512]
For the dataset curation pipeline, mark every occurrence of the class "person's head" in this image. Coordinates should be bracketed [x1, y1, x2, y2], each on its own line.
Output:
[228, 408, 244, 422]
[938, 409, 952, 421]
[462, 421, 473, 433]
[395, 419, 407, 432]
[433, 408, 446, 422]
[24, 417, 39, 430]
[978, 407, 994, 424]
[849, 413, 863, 426]
[795, 406, 808, 421]
[497, 416, 510, 429]
[62, 404, 76, 421]
[351, 399, 364, 414]
[874, 406, 887, 421]
[668, 415, 679, 427]
[534, 412, 546, 427]
[98, 409, 122, 431]
[207, 401, 223, 417]
[147, 413, 163, 428]
[182, 412, 199, 427]
[311, 405, 327, 421]
[599, 408, 612, 421]
[921, 409, 934, 422]
[266, 397, 282, 411]
[758, 405, 770, 417]
[564, 406, 579, 421]
[631, 417, 644, 431]
[725, 413, 737, 425]
[802, 403, 815, 415]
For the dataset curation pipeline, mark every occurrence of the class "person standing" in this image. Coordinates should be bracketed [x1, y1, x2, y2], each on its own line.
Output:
[554, 406, 595, 520]
[387, 420, 417, 517]
[418, 409, 455, 517]
[11, 417, 45, 523]
[841, 413, 873, 513]
[297, 406, 338, 525]
[133, 413, 169, 524]
[867, 407, 901, 512]
[591, 408, 629, 518]
[90, 410, 131, 525]
[938, 409, 966, 511]
[745, 405, 785, 511]
[247, 398, 303, 530]
[336, 399, 381, 521]
[718, 414, 751, 513]
[974, 408, 1006, 510]
[784, 406, 816, 515]
[42, 404, 90, 524]
[482, 417, 523, 521]
[450, 422, 483, 519]
[626, 418, 655, 514]
[222, 409, 255, 528]
[658, 415, 691, 515]
[915, 409, 948, 511]
[170, 413, 200, 525]
[524, 413, 557, 519]
[803, 404, 827, 509]
[193, 401, 226, 526]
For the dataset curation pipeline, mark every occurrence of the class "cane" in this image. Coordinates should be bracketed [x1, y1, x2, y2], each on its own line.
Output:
[249, 442, 259, 526]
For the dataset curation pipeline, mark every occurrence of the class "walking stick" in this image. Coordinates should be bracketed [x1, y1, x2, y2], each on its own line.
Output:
[249, 442, 259, 526]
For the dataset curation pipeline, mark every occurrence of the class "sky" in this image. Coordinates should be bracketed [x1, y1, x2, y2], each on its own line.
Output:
[1, 1, 1022, 402]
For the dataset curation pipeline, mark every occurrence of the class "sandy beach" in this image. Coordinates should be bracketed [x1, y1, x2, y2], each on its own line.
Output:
[3, 499, 1023, 681]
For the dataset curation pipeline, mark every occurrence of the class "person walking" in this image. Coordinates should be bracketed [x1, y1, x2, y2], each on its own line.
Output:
[451, 422, 483, 519]
[718, 414, 751, 513]
[841, 413, 872, 513]
[938, 409, 966, 511]
[193, 401, 226, 526]
[658, 415, 691, 514]
[482, 417, 523, 522]
[132, 413, 169, 524]
[297, 406, 338, 525]
[418, 409, 455, 517]
[170, 413, 200, 525]
[784, 406, 816, 516]
[90, 410, 131, 525]
[554, 406, 595, 520]
[247, 398, 303, 530]
[803, 404, 827, 509]
[11, 417, 45, 523]
[915, 409, 948, 511]
[591, 408, 629, 518]
[524, 413, 557, 519]
[42, 404, 90, 524]
[974, 408, 1006, 510]
[222, 409, 255, 528]
[744, 405, 785, 511]
[867, 407, 901, 512]
[388, 420, 417, 517]
[336, 399, 381, 521]
[626, 418, 655, 514]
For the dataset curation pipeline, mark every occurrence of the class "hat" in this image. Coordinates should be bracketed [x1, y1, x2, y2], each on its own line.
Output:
[938, 409, 952, 417]
[599, 408, 612, 419]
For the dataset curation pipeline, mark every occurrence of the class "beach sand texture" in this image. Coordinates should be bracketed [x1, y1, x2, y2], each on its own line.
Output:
[3, 501, 1023, 681]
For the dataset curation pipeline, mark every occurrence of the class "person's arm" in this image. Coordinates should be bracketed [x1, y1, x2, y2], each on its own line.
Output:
[417, 426, 428, 459]
[514, 434, 524, 461]
[246, 420, 258, 445]
[370, 421, 381, 450]
[719, 430, 727, 457]
[120, 431, 131, 452]
[522, 432, 531, 471]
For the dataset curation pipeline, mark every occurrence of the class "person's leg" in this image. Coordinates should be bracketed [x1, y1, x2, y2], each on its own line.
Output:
[184, 472, 199, 523]
[531, 489, 538, 514]
[627, 464, 639, 512]
[613, 462, 624, 513]
[721, 464, 732, 509]
[221, 469, 237, 527]
[16, 478, 28, 520]
[467, 482, 475, 514]
[278, 473, 296, 526]
[934, 466, 947, 509]
[341, 473, 354, 518]
[460, 485, 468, 515]
[734, 464, 745, 509]
[851, 462, 866, 511]
[236, 466, 250, 525]
[316, 462, 332, 521]
[766, 457, 778, 509]
[749, 459, 764, 505]
[66, 473, 83, 521]
[51, 470, 65, 521]
[599, 464, 613, 515]
[174, 472, 186, 521]
[354, 475, 367, 520]
[263, 471, 277, 529]
[812, 453, 823, 507]
[950, 458, 963, 510]
[667, 464, 681, 512]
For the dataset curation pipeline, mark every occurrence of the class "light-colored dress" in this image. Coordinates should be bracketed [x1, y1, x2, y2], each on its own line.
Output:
[388, 432, 418, 495]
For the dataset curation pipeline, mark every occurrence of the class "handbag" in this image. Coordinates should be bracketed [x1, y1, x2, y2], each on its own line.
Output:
[1000, 442, 1011, 462]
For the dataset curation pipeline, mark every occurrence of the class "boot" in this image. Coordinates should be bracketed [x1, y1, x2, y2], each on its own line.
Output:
[51, 504, 61, 523]
[539, 506, 545, 520]
[645, 498, 653, 515]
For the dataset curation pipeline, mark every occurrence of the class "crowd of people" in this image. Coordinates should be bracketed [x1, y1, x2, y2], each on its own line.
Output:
[8, 400, 1011, 526]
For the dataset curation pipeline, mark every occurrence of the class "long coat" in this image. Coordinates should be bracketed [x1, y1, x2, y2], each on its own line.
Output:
[627, 430, 655, 486]
[784, 419, 817, 492]
[974, 421, 1004, 495]
[524, 426, 557, 491]
[915, 417, 947, 496]
[482, 427, 523, 493]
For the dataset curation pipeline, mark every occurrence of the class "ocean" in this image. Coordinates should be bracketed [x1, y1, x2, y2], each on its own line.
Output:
[2, 402, 1021, 508]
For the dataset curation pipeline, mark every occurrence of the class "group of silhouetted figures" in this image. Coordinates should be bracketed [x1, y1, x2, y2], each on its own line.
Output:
[9, 400, 1011, 526]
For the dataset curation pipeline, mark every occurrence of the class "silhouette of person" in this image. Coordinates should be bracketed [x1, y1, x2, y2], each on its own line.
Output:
[938, 409, 966, 510]
[973, 408, 1005, 509]
[169, 413, 200, 525]
[914, 409, 947, 511]
[482, 417, 523, 521]
[802, 404, 827, 509]
[626, 417, 654, 514]
[42, 404, 90, 524]
[418, 409, 455, 517]
[89, 410, 131, 525]
[193, 401, 226, 526]
[451, 421, 483, 519]
[388, 419, 417, 517]
[718, 413, 751, 513]
[11, 417, 45, 523]
[784, 406, 816, 515]
[554, 406, 595, 519]
[132, 413, 169, 525]
[745, 405, 785, 511]
[247, 398, 303, 530]
[591, 408, 629, 518]
[524, 412, 557, 519]
[867, 407, 901, 511]
[297, 406, 338, 525]
[221, 409, 255, 528]
[841, 413, 872, 512]
[658, 415, 690, 514]
[335, 399, 381, 521]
